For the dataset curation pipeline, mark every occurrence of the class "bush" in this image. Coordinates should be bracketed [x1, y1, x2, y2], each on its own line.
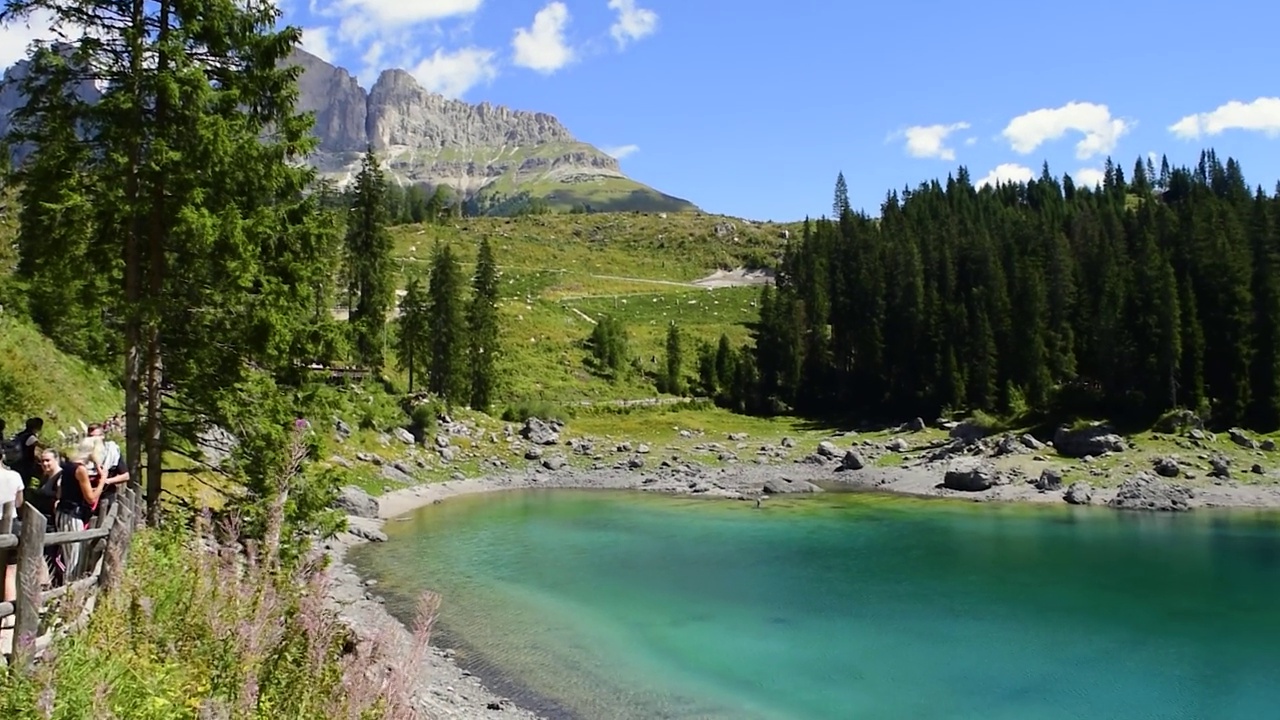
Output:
[0, 518, 440, 719]
[501, 399, 566, 423]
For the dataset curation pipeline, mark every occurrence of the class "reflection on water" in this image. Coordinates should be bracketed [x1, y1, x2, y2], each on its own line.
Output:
[351, 489, 1280, 720]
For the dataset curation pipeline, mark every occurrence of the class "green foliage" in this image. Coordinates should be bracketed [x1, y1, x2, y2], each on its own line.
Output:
[663, 321, 684, 395]
[0, 313, 122, 424]
[345, 148, 396, 369]
[426, 243, 468, 404]
[500, 399, 567, 424]
[0, 521, 434, 718]
[587, 315, 630, 379]
[393, 275, 429, 392]
[741, 151, 1280, 431]
[468, 237, 501, 411]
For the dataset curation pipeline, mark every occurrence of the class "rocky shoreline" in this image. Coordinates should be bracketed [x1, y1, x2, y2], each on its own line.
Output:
[318, 436, 1280, 719]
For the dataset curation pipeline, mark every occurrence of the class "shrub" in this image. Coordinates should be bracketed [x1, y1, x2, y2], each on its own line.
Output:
[0, 514, 439, 719]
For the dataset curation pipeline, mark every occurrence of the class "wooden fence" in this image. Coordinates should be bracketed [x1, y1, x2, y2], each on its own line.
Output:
[0, 487, 140, 669]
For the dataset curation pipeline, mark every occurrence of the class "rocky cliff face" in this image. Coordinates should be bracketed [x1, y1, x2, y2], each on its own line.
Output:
[285, 49, 643, 204]
[1, 48, 695, 213]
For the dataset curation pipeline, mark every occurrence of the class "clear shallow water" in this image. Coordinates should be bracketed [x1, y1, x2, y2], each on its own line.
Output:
[350, 489, 1280, 720]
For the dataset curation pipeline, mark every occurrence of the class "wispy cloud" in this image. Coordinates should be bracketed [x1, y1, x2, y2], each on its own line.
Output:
[607, 0, 658, 48]
[602, 144, 639, 160]
[1169, 97, 1280, 139]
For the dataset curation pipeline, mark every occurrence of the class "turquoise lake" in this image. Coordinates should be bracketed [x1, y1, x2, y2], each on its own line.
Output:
[350, 489, 1280, 719]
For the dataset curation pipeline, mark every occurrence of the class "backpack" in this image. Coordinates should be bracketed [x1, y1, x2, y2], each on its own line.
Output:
[2, 434, 24, 467]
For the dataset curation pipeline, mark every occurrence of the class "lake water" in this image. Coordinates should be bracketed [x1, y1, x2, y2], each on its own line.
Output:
[349, 489, 1280, 720]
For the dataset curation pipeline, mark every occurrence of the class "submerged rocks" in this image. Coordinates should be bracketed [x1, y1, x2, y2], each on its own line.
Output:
[1108, 473, 1194, 512]
[942, 457, 1001, 492]
[1053, 423, 1127, 458]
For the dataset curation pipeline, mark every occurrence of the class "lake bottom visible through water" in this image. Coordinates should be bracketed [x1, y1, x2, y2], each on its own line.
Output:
[350, 488, 1280, 720]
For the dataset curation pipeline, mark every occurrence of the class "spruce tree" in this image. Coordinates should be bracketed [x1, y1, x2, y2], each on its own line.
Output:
[345, 147, 395, 369]
[394, 276, 430, 392]
[426, 242, 467, 403]
[468, 237, 500, 411]
[664, 321, 684, 395]
[4, 0, 341, 527]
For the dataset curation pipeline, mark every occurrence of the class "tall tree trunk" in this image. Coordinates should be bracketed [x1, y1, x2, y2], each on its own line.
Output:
[144, 0, 172, 526]
[123, 0, 146, 522]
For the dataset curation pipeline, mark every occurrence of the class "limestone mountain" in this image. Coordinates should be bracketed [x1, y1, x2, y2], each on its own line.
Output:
[0, 48, 697, 214]
[289, 49, 696, 214]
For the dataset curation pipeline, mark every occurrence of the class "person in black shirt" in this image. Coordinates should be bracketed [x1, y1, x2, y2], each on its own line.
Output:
[42, 443, 102, 582]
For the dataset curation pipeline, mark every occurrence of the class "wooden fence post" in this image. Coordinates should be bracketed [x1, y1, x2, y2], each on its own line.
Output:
[100, 489, 135, 592]
[12, 503, 47, 670]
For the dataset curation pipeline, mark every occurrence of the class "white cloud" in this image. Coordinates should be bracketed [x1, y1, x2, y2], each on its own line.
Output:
[895, 122, 970, 161]
[300, 26, 336, 63]
[332, 0, 483, 29]
[602, 144, 639, 160]
[964, 136, 978, 146]
[1002, 101, 1131, 160]
[607, 0, 658, 48]
[1169, 97, 1280, 140]
[0, 9, 56, 67]
[408, 46, 497, 99]
[1073, 167, 1105, 187]
[974, 163, 1033, 189]
[512, 2, 574, 74]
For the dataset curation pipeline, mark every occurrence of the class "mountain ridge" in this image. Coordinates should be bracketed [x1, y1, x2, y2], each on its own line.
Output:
[288, 48, 696, 213]
[0, 47, 697, 214]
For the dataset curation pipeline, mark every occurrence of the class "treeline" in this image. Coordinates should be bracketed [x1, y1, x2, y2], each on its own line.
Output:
[708, 153, 1280, 431]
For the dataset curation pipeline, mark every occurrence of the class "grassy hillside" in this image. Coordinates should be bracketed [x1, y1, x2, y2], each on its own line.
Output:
[385, 211, 796, 406]
[0, 185, 123, 430]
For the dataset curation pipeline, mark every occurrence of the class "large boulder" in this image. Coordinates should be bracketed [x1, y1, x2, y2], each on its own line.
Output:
[1053, 423, 1127, 458]
[1063, 481, 1093, 505]
[943, 458, 1002, 492]
[1108, 473, 1194, 512]
[949, 419, 992, 443]
[521, 417, 560, 446]
[335, 485, 380, 519]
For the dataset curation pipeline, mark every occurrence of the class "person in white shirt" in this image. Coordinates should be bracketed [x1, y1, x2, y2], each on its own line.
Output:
[0, 456, 23, 616]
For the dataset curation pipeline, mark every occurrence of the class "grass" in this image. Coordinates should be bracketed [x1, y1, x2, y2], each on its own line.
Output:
[0, 313, 123, 431]
[382, 211, 789, 407]
[0, 511, 439, 718]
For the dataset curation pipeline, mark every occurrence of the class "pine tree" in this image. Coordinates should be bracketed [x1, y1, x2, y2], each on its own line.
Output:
[394, 275, 430, 392]
[4, 0, 340, 529]
[468, 237, 500, 411]
[833, 171, 850, 219]
[345, 147, 395, 369]
[426, 242, 468, 403]
[664, 321, 684, 395]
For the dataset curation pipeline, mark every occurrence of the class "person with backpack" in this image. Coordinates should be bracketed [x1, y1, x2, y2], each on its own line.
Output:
[86, 424, 129, 520]
[4, 417, 44, 483]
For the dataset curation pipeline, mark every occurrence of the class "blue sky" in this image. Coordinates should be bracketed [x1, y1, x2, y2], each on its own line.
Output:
[4, 1, 1279, 220]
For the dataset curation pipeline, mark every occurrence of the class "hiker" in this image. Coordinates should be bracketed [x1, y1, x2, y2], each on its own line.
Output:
[0, 453, 22, 613]
[3, 417, 42, 482]
[87, 424, 128, 520]
[44, 442, 103, 582]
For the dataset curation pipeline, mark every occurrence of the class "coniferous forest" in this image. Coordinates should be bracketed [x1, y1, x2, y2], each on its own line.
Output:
[722, 153, 1280, 432]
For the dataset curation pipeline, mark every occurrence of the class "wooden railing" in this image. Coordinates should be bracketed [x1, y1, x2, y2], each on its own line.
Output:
[0, 486, 140, 669]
